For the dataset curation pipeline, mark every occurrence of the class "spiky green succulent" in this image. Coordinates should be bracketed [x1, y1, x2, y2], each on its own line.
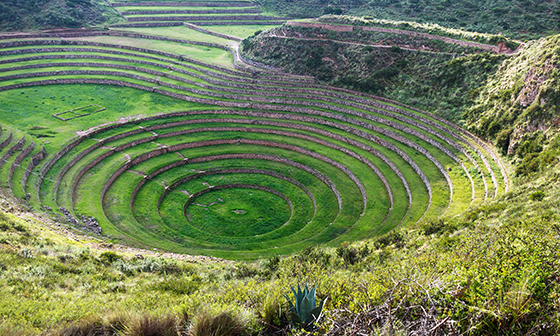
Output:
[284, 284, 327, 330]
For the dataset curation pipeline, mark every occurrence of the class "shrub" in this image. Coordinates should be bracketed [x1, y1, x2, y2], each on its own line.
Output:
[296, 246, 331, 267]
[374, 231, 405, 249]
[18, 248, 34, 259]
[189, 311, 247, 336]
[123, 314, 181, 336]
[99, 251, 122, 264]
[421, 218, 447, 235]
[336, 243, 359, 265]
[114, 258, 171, 276]
[152, 276, 201, 295]
[234, 264, 259, 279]
[264, 255, 280, 274]
[0, 322, 32, 336]
[529, 191, 545, 201]
[50, 316, 107, 336]
[260, 288, 288, 329]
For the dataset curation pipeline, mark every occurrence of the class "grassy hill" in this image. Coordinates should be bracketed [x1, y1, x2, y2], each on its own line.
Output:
[0, 0, 122, 31]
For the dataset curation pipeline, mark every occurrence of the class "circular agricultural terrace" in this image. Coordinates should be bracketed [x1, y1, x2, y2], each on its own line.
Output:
[0, 29, 508, 259]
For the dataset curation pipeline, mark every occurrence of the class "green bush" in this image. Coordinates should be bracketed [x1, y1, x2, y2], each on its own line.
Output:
[99, 251, 122, 264]
[190, 311, 248, 336]
[529, 191, 545, 201]
[152, 276, 202, 295]
[374, 231, 404, 249]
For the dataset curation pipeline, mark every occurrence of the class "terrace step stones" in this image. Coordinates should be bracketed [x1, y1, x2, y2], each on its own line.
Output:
[0, 29, 509, 258]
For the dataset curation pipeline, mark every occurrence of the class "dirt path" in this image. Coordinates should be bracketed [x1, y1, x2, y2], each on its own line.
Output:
[266, 32, 460, 55]
[287, 21, 518, 54]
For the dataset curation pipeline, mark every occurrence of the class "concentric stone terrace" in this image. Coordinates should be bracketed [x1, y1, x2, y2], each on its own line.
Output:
[0, 29, 508, 259]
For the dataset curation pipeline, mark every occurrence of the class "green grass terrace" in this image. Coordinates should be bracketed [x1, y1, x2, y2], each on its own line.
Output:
[0, 30, 508, 259]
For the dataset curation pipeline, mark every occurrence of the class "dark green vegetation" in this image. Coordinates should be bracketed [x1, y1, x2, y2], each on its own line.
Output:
[0, 0, 122, 31]
[258, 0, 560, 39]
[242, 23, 506, 121]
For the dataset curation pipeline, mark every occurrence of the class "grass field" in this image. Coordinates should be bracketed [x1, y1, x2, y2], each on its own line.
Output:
[113, 26, 238, 46]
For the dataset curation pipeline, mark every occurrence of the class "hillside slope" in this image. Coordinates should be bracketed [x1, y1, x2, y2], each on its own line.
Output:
[465, 34, 560, 175]
[241, 23, 506, 121]
[0, 0, 122, 31]
[257, 0, 560, 39]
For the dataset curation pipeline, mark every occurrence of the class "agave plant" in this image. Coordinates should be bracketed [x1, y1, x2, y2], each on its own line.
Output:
[284, 284, 327, 330]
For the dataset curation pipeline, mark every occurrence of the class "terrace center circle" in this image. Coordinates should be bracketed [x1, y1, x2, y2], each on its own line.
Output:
[185, 187, 292, 237]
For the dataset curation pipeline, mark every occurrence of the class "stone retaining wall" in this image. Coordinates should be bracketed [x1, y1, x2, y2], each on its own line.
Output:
[4, 77, 436, 207]
[10, 78, 429, 205]
[0, 32, 503, 205]
[10, 71, 470, 209]
[47, 115, 379, 214]
[0, 132, 12, 150]
[71, 133, 159, 200]
[148, 126, 372, 209]
[195, 21, 285, 26]
[122, 9, 260, 15]
[111, 22, 184, 28]
[155, 168, 316, 213]
[22, 146, 46, 192]
[9, 142, 34, 191]
[127, 15, 280, 21]
[0, 136, 25, 170]
[0, 38, 250, 78]
[0, 39, 312, 83]
[238, 52, 276, 70]
[99, 146, 343, 212]
[0, 55, 432, 125]
[112, 2, 255, 7]
[0, 56, 461, 176]
[190, 153, 342, 211]
[1, 63, 465, 195]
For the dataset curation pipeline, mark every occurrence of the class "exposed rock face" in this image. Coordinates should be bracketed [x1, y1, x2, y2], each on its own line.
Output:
[516, 59, 557, 107]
